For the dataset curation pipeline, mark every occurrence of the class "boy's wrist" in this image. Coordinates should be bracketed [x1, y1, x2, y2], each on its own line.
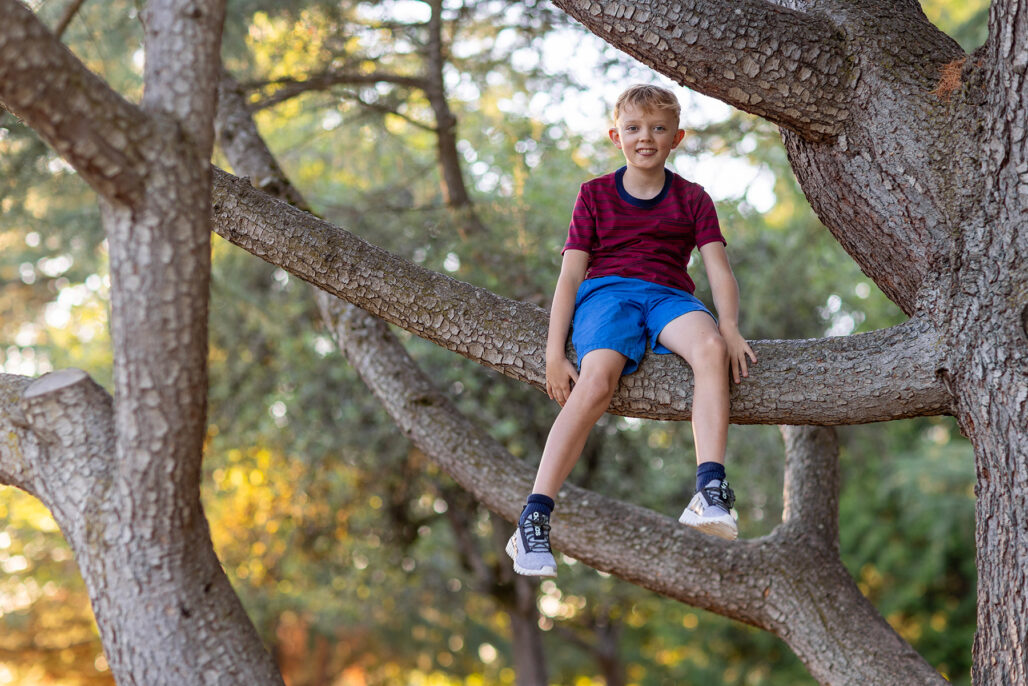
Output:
[547, 344, 568, 358]
[719, 321, 742, 336]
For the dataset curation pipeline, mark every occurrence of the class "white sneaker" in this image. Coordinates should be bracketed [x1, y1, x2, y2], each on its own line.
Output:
[679, 480, 739, 540]
[506, 510, 558, 577]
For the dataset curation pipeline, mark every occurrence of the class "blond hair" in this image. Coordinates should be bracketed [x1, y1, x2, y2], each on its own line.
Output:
[613, 84, 681, 125]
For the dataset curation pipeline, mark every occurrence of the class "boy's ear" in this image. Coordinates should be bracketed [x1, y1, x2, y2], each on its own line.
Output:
[609, 127, 623, 149]
[672, 129, 686, 148]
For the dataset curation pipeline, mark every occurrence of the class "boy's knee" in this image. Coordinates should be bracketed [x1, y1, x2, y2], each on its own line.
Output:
[695, 334, 728, 368]
[574, 371, 619, 409]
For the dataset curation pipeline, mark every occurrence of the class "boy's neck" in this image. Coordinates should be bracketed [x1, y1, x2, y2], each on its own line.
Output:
[620, 165, 667, 200]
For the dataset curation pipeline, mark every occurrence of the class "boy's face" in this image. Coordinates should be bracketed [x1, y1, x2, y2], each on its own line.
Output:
[609, 103, 685, 174]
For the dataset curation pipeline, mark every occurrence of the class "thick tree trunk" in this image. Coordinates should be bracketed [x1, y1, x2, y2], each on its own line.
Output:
[0, 3, 284, 684]
[960, 3, 1028, 679]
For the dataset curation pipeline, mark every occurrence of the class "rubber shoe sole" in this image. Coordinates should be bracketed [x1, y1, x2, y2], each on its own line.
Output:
[679, 509, 739, 541]
[506, 533, 557, 578]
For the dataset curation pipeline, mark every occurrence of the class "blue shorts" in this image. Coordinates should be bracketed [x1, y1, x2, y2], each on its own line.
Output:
[571, 275, 716, 375]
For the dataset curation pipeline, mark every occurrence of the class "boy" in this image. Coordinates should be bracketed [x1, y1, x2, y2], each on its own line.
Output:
[506, 84, 756, 578]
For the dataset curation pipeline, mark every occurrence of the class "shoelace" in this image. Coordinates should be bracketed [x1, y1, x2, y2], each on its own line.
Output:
[703, 480, 736, 511]
[521, 513, 552, 553]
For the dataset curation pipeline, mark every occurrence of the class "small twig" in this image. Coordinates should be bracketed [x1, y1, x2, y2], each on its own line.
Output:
[54, 0, 87, 39]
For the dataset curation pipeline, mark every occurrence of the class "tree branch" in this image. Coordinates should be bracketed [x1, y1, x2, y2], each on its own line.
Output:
[336, 89, 438, 132]
[761, 424, 944, 684]
[551, 0, 852, 141]
[217, 70, 313, 211]
[1, 364, 285, 685]
[249, 70, 429, 111]
[209, 170, 954, 425]
[0, 0, 149, 205]
[216, 69, 551, 680]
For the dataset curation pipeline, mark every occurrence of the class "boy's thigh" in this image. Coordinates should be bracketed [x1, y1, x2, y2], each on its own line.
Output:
[654, 310, 722, 362]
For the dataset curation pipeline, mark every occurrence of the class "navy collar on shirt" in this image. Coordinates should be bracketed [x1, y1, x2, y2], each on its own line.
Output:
[615, 166, 673, 208]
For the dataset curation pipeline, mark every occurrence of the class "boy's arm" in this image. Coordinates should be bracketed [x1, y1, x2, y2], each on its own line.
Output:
[546, 249, 589, 406]
[699, 241, 757, 383]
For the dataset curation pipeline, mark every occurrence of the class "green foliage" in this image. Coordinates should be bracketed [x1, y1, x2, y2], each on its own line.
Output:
[920, 0, 990, 52]
[841, 420, 976, 685]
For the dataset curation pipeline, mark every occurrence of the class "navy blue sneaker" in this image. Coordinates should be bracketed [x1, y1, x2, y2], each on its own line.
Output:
[506, 510, 557, 577]
[679, 479, 738, 540]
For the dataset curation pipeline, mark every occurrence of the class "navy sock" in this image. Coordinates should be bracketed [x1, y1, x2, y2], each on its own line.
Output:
[695, 462, 726, 493]
[520, 493, 555, 526]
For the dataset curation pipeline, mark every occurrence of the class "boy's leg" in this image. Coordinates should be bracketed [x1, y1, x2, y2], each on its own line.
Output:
[532, 348, 628, 497]
[508, 348, 626, 577]
[656, 312, 738, 540]
[656, 312, 729, 467]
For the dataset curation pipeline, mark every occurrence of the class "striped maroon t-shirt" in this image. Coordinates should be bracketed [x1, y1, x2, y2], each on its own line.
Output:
[563, 167, 725, 294]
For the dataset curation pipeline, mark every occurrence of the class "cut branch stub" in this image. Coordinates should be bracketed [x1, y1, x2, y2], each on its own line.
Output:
[18, 368, 115, 529]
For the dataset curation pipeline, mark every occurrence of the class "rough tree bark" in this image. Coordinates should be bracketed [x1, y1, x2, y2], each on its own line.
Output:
[2, 0, 1026, 683]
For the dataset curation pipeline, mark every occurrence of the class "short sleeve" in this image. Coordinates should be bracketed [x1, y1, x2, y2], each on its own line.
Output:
[693, 188, 726, 248]
[562, 185, 596, 254]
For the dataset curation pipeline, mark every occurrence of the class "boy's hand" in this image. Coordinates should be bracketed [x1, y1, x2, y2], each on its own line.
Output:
[720, 324, 757, 384]
[546, 355, 580, 406]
